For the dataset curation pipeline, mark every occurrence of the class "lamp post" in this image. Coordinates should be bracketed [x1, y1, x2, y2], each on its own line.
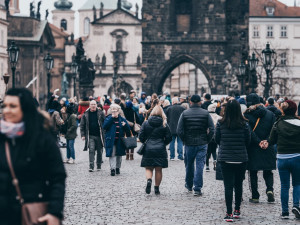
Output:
[7, 41, 20, 89]
[113, 59, 119, 97]
[248, 52, 259, 93]
[238, 61, 246, 95]
[71, 59, 78, 98]
[43, 53, 54, 97]
[262, 43, 275, 98]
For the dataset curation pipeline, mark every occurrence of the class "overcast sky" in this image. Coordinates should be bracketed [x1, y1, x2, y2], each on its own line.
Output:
[18, 0, 298, 37]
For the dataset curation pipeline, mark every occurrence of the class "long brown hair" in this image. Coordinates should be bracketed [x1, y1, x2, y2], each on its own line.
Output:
[219, 99, 248, 129]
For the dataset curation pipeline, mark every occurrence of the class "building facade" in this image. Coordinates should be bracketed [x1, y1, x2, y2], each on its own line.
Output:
[249, 0, 300, 100]
[0, 2, 8, 100]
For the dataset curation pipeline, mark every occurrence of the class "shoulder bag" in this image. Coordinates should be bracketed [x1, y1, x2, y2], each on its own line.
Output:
[5, 142, 49, 225]
[133, 113, 141, 133]
[137, 128, 156, 155]
[121, 130, 137, 149]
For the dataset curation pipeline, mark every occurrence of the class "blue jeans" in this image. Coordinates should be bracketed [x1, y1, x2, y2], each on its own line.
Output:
[169, 135, 183, 159]
[66, 139, 75, 159]
[277, 156, 300, 213]
[185, 145, 207, 192]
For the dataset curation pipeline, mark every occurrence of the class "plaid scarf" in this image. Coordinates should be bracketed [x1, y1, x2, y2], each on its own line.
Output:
[0, 119, 25, 138]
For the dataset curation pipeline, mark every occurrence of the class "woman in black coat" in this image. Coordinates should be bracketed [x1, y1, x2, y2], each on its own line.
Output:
[139, 106, 172, 195]
[0, 88, 66, 225]
[215, 99, 251, 222]
[244, 93, 276, 204]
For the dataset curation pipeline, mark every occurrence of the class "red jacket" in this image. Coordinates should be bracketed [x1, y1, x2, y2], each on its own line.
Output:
[78, 101, 89, 118]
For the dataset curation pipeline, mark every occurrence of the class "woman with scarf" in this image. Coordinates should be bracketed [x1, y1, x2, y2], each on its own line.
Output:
[0, 88, 66, 225]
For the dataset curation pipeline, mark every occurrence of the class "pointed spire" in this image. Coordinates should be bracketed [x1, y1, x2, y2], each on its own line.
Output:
[117, 0, 121, 9]
[93, 5, 97, 21]
[295, 0, 297, 7]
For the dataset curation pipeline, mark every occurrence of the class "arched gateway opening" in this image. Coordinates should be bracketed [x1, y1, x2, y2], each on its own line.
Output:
[157, 55, 212, 96]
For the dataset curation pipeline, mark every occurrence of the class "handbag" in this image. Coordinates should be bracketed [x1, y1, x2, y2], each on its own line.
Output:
[121, 130, 137, 149]
[5, 142, 49, 225]
[137, 128, 156, 155]
[133, 113, 141, 133]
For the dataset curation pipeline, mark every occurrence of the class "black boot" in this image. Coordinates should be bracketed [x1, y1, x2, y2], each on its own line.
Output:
[111, 169, 115, 176]
[116, 168, 120, 175]
[145, 179, 152, 194]
[154, 186, 160, 195]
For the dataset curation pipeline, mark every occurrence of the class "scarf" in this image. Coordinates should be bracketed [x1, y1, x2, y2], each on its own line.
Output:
[0, 119, 25, 139]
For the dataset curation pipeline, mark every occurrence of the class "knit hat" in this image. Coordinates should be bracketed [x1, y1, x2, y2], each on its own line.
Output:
[281, 100, 297, 116]
[190, 95, 201, 103]
[208, 104, 217, 113]
[246, 93, 260, 107]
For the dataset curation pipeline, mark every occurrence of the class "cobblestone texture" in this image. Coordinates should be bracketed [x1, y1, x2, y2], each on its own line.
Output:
[61, 132, 299, 225]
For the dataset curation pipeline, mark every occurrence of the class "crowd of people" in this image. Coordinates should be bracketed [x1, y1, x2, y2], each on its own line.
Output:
[0, 87, 300, 223]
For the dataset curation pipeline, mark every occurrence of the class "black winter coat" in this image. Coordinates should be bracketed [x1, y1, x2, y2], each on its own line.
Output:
[201, 101, 212, 110]
[266, 105, 282, 118]
[165, 104, 185, 135]
[244, 105, 276, 171]
[139, 116, 172, 168]
[177, 105, 215, 146]
[0, 131, 66, 224]
[215, 122, 251, 162]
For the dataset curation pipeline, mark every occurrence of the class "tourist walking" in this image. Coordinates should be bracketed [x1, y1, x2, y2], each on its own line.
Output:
[165, 97, 185, 160]
[244, 93, 276, 203]
[77, 97, 90, 121]
[64, 104, 77, 164]
[139, 106, 172, 194]
[206, 104, 222, 171]
[103, 104, 131, 176]
[80, 100, 105, 172]
[177, 94, 215, 196]
[0, 88, 66, 225]
[215, 99, 251, 222]
[201, 93, 212, 110]
[269, 100, 300, 219]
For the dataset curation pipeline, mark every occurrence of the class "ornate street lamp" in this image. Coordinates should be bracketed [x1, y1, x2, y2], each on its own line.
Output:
[238, 61, 246, 95]
[71, 59, 78, 97]
[262, 43, 275, 98]
[248, 52, 259, 93]
[43, 53, 54, 97]
[113, 58, 119, 97]
[7, 41, 20, 88]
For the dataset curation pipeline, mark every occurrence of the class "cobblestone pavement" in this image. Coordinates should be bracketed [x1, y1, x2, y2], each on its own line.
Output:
[61, 132, 299, 225]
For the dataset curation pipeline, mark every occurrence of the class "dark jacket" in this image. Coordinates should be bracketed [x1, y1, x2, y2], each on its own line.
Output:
[269, 115, 300, 154]
[215, 122, 251, 162]
[166, 104, 185, 135]
[80, 108, 105, 151]
[177, 105, 215, 146]
[103, 115, 131, 157]
[201, 100, 212, 110]
[266, 105, 282, 118]
[0, 131, 66, 223]
[65, 114, 77, 140]
[123, 106, 140, 135]
[139, 116, 172, 168]
[244, 105, 276, 170]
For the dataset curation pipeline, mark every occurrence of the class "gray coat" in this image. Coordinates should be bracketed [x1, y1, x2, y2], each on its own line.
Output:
[80, 108, 105, 151]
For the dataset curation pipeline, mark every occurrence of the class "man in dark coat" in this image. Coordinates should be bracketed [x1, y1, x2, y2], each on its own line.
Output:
[201, 93, 212, 110]
[267, 97, 282, 119]
[80, 100, 105, 172]
[177, 95, 215, 196]
[244, 93, 276, 203]
[165, 97, 185, 160]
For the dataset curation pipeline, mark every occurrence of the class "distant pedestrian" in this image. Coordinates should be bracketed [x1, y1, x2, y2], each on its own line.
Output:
[177, 95, 215, 196]
[215, 99, 251, 222]
[80, 100, 105, 172]
[266, 97, 282, 119]
[179, 95, 190, 109]
[269, 100, 300, 219]
[165, 97, 185, 160]
[78, 97, 90, 121]
[139, 106, 172, 195]
[201, 93, 212, 110]
[64, 104, 77, 164]
[103, 104, 131, 176]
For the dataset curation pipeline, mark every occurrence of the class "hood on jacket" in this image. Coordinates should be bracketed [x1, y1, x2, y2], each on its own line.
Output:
[148, 116, 163, 128]
[79, 101, 90, 106]
[279, 117, 300, 138]
[246, 93, 260, 107]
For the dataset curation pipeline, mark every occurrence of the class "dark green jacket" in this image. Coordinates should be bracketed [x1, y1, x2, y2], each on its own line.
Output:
[65, 114, 77, 140]
[269, 115, 300, 154]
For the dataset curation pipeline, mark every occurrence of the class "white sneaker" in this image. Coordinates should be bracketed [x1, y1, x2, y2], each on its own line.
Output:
[68, 158, 75, 164]
[63, 158, 69, 163]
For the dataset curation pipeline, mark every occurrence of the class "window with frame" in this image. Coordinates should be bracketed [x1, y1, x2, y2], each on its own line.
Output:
[84, 17, 90, 35]
[267, 26, 273, 37]
[281, 26, 287, 37]
[266, 7, 275, 16]
[175, 0, 192, 33]
[0, 30, 3, 46]
[253, 26, 259, 37]
[280, 52, 287, 65]
[60, 19, 67, 31]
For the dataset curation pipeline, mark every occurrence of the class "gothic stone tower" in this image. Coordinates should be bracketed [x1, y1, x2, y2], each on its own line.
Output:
[141, 0, 249, 94]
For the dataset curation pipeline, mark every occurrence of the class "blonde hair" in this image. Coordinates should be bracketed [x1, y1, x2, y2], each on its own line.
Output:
[172, 97, 179, 105]
[110, 104, 120, 112]
[162, 99, 170, 108]
[150, 105, 167, 127]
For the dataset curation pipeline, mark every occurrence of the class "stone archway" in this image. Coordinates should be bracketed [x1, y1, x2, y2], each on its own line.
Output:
[156, 54, 213, 94]
[108, 81, 134, 98]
